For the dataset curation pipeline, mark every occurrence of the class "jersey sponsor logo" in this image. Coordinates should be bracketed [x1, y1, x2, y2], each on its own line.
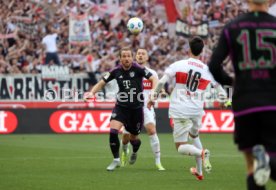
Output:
[123, 80, 131, 89]
[143, 80, 152, 89]
[129, 72, 135, 78]
[169, 110, 234, 132]
[49, 110, 112, 133]
[0, 111, 18, 134]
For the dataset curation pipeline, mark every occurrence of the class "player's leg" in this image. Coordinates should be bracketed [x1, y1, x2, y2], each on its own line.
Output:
[174, 118, 202, 156]
[127, 107, 143, 165]
[106, 106, 126, 171]
[144, 107, 165, 170]
[190, 117, 211, 174]
[107, 120, 124, 171]
[128, 134, 141, 165]
[234, 113, 269, 189]
[121, 128, 130, 166]
[260, 111, 276, 182]
[122, 129, 130, 152]
[190, 132, 203, 178]
[244, 151, 268, 190]
[173, 118, 209, 179]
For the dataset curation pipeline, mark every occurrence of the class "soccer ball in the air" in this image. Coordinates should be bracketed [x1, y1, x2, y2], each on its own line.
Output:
[127, 17, 143, 34]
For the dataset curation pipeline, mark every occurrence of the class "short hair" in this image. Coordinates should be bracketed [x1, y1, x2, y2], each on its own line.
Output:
[136, 47, 147, 52]
[189, 36, 204, 56]
[136, 48, 148, 55]
[119, 48, 133, 58]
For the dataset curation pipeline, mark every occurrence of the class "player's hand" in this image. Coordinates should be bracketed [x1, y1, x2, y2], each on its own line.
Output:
[83, 92, 95, 102]
[224, 100, 232, 108]
[219, 100, 232, 108]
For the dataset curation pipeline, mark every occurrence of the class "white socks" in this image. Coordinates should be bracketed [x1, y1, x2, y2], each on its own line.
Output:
[149, 134, 161, 165]
[192, 137, 203, 175]
[121, 134, 161, 165]
[178, 144, 202, 157]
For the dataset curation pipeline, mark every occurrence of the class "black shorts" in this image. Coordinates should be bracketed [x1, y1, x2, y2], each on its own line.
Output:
[234, 111, 276, 153]
[110, 105, 143, 135]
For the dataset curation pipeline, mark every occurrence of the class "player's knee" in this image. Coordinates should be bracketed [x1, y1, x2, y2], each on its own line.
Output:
[175, 142, 187, 151]
[189, 132, 198, 139]
[189, 129, 199, 138]
[145, 123, 156, 135]
[122, 133, 130, 144]
[109, 129, 119, 143]
[146, 129, 156, 136]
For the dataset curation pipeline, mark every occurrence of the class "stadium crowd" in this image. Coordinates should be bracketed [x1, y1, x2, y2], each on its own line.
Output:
[0, 0, 274, 78]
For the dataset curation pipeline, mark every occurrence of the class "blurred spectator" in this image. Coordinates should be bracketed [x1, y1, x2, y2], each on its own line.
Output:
[42, 25, 61, 65]
[0, 0, 266, 81]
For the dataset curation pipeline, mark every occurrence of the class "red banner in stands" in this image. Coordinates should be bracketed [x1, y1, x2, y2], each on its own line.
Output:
[164, 0, 179, 23]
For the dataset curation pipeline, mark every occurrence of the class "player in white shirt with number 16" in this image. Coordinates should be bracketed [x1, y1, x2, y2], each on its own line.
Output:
[149, 36, 227, 180]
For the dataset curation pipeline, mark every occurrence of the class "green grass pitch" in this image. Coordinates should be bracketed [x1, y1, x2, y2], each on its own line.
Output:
[0, 134, 275, 190]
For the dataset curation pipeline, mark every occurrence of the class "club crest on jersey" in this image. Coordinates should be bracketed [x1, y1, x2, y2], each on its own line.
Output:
[103, 72, 110, 80]
[129, 72, 135, 78]
[145, 69, 150, 76]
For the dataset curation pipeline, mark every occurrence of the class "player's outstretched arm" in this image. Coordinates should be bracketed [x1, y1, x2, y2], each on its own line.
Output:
[147, 74, 169, 109]
[149, 75, 158, 92]
[208, 28, 233, 86]
[84, 79, 106, 101]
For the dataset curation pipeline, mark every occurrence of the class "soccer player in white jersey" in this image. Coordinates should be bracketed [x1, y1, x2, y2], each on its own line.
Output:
[121, 48, 165, 171]
[148, 36, 227, 180]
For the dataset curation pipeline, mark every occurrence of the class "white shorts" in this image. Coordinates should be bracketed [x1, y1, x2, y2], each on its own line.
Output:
[122, 107, 156, 134]
[173, 116, 202, 143]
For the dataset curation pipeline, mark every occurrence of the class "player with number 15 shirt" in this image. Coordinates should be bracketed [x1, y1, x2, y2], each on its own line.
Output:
[208, 8, 276, 113]
[208, 1, 276, 189]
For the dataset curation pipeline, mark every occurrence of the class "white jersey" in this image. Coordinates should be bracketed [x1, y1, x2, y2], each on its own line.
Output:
[165, 58, 218, 118]
[42, 33, 58, 53]
[143, 66, 158, 107]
